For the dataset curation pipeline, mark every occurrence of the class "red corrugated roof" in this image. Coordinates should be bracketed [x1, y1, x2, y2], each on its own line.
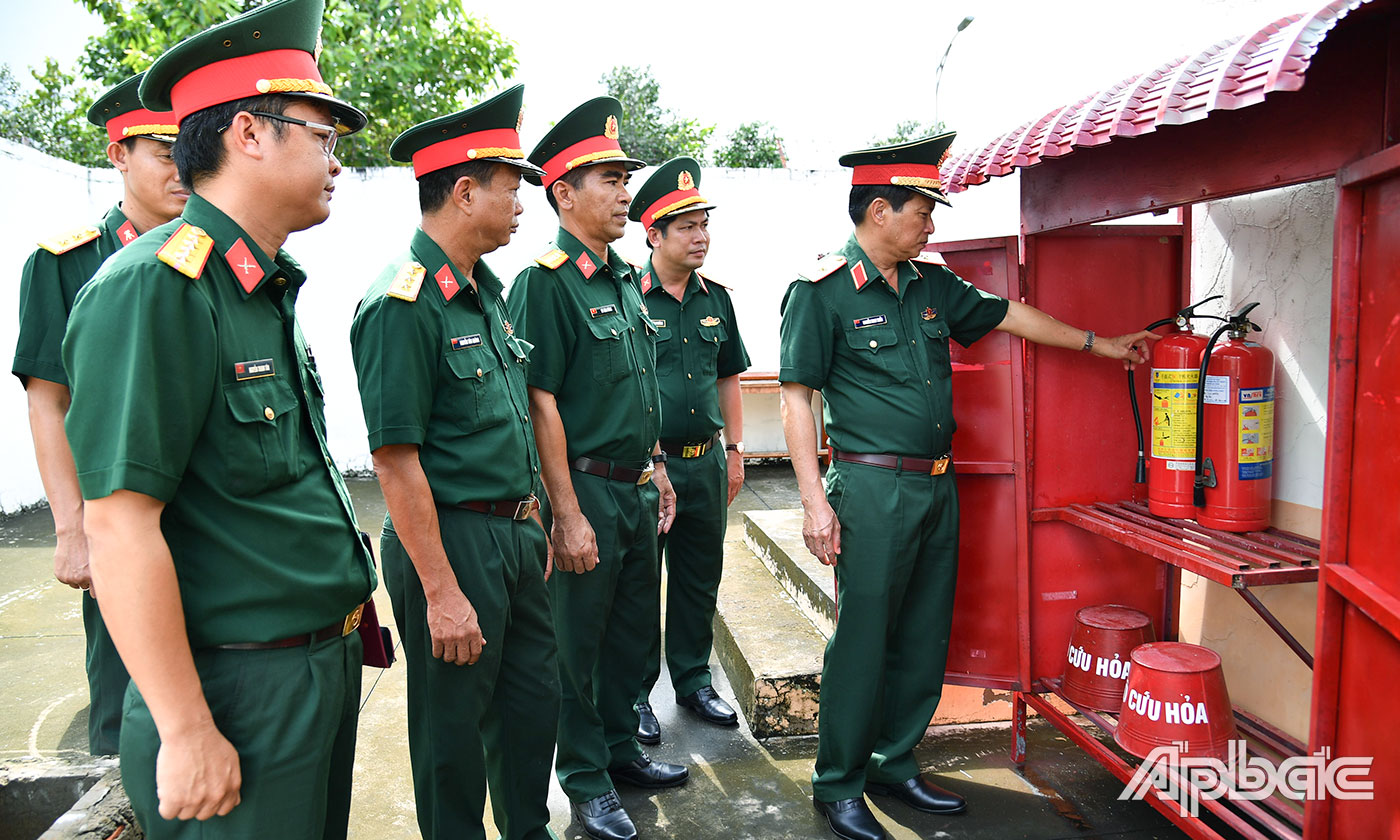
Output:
[941, 0, 1372, 193]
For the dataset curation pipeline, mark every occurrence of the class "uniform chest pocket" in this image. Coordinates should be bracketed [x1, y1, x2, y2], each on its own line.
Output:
[445, 349, 510, 430]
[843, 325, 907, 382]
[920, 319, 953, 379]
[584, 316, 630, 384]
[653, 326, 675, 375]
[220, 378, 305, 496]
[696, 322, 726, 376]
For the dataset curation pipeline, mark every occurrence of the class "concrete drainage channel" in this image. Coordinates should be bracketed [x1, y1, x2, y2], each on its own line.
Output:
[0, 756, 140, 840]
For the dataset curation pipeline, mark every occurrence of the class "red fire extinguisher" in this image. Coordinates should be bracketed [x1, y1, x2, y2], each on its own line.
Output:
[1193, 302, 1274, 532]
[1142, 301, 1221, 518]
[1130, 297, 1222, 518]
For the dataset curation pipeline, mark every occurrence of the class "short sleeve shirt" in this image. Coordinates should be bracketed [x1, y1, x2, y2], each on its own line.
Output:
[505, 228, 661, 464]
[14, 204, 139, 386]
[779, 234, 1010, 456]
[639, 262, 750, 442]
[350, 228, 541, 505]
[62, 193, 374, 648]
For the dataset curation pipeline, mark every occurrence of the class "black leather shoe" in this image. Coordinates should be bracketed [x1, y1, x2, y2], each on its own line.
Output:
[635, 701, 661, 744]
[677, 686, 739, 726]
[813, 797, 888, 840]
[609, 753, 689, 789]
[571, 791, 637, 840]
[865, 775, 967, 815]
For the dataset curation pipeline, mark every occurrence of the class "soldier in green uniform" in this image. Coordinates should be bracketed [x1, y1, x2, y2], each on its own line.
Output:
[779, 133, 1156, 840]
[348, 85, 560, 840]
[505, 97, 683, 840]
[12, 72, 185, 756]
[627, 158, 749, 743]
[60, 0, 376, 836]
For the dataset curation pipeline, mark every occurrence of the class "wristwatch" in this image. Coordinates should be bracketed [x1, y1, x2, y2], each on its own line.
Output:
[724, 441, 745, 454]
[1081, 330, 1096, 352]
[651, 452, 668, 464]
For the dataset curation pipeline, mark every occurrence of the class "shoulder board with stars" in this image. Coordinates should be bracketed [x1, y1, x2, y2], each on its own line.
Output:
[911, 252, 948, 267]
[386, 261, 426, 302]
[535, 248, 568, 270]
[36, 225, 101, 256]
[155, 223, 214, 280]
[798, 253, 847, 283]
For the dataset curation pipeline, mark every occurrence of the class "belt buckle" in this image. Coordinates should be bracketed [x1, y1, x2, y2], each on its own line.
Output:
[637, 462, 655, 486]
[682, 444, 701, 458]
[930, 455, 950, 476]
[512, 495, 537, 521]
[342, 602, 365, 636]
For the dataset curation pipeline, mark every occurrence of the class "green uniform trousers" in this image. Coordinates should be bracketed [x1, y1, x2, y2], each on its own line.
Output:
[381, 508, 559, 840]
[544, 471, 660, 802]
[640, 444, 727, 701]
[120, 632, 363, 840]
[82, 591, 128, 755]
[811, 462, 960, 802]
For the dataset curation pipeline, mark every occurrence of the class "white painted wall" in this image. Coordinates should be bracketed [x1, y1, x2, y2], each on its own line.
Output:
[1189, 180, 1334, 513]
[1179, 179, 1335, 742]
[0, 140, 1019, 511]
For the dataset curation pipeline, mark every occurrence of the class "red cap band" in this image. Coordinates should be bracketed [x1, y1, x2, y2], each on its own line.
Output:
[169, 49, 324, 123]
[411, 128, 525, 178]
[540, 135, 626, 188]
[641, 187, 707, 229]
[850, 163, 944, 189]
[105, 109, 179, 143]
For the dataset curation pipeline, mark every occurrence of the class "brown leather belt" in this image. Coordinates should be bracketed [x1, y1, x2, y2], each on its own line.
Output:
[214, 602, 365, 651]
[830, 448, 952, 476]
[660, 434, 719, 459]
[456, 495, 538, 521]
[572, 455, 654, 485]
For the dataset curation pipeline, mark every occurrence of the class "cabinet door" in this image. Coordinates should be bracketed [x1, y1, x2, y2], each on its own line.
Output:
[1308, 147, 1400, 838]
[932, 237, 1028, 690]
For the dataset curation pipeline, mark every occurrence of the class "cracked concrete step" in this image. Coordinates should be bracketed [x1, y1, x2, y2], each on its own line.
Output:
[742, 509, 835, 637]
[713, 535, 825, 739]
[739, 507, 1021, 727]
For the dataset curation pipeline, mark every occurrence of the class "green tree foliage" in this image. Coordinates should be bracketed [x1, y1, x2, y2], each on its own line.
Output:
[871, 119, 945, 147]
[0, 62, 107, 168]
[2, 0, 519, 167]
[712, 121, 785, 168]
[600, 65, 713, 165]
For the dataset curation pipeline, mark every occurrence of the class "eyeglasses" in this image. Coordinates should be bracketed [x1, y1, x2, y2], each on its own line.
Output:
[217, 110, 339, 157]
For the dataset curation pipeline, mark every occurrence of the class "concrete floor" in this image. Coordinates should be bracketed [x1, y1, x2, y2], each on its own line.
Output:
[0, 464, 1188, 839]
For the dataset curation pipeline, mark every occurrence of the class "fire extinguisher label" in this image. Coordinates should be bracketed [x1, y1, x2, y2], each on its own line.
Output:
[1238, 386, 1275, 480]
[1150, 369, 1199, 460]
[1203, 374, 1230, 405]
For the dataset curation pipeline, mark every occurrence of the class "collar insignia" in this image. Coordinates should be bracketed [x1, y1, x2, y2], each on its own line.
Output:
[225, 237, 265, 293]
[435, 264, 460, 302]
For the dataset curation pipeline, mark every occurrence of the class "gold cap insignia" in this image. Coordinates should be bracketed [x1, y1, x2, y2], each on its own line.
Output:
[314, 31, 324, 63]
[604, 115, 619, 140]
[678, 170, 695, 191]
[516, 107, 524, 134]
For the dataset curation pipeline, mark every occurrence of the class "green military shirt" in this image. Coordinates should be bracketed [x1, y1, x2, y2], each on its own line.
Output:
[62, 193, 374, 648]
[639, 262, 750, 441]
[350, 229, 540, 504]
[779, 234, 1009, 456]
[14, 204, 143, 386]
[506, 228, 661, 464]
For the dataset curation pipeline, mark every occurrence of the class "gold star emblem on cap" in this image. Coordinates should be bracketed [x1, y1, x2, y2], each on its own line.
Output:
[604, 115, 619, 140]
[678, 170, 695, 191]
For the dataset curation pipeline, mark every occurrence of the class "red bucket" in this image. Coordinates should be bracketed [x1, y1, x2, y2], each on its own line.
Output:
[1115, 642, 1238, 760]
[1061, 605, 1155, 711]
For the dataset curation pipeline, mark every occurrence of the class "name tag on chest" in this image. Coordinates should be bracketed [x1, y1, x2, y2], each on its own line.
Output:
[589, 304, 617, 318]
[853, 315, 888, 329]
[450, 334, 483, 350]
[234, 358, 276, 380]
